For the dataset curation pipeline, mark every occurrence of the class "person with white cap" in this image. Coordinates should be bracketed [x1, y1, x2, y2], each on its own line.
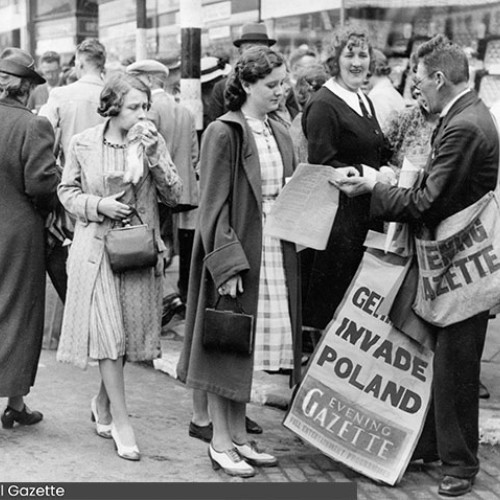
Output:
[0, 47, 59, 429]
[127, 58, 199, 324]
[200, 56, 231, 130]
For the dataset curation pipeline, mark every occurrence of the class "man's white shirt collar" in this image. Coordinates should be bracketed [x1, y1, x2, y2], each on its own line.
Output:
[440, 88, 471, 117]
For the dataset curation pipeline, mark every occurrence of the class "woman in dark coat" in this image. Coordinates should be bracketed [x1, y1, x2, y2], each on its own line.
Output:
[177, 47, 302, 478]
[0, 48, 59, 428]
[301, 26, 392, 330]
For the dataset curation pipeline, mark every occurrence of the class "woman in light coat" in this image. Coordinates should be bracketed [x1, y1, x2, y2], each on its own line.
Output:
[178, 47, 302, 478]
[57, 74, 182, 461]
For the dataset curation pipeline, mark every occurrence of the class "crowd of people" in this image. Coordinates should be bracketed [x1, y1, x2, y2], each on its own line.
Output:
[0, 20, 498, 498]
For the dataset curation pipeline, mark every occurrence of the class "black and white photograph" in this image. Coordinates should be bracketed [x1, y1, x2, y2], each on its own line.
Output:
[1, 1, 500, 499]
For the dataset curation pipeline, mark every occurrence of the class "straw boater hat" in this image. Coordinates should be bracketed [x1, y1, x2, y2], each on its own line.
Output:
[233, 23, 276, 48]
[0, 47, 45, 84]
[200, 56, 232, 84]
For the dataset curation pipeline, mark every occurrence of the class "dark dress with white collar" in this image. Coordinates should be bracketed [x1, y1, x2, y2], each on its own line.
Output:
[302, 86, 388, 329]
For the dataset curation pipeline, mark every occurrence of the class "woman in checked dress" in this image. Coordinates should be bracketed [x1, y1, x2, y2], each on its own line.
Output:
[177, 46, 302, 478]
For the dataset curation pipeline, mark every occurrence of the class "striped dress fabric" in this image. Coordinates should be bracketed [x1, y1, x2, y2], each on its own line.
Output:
[245, 116, 294, 371]
[88, 140, 128, 360]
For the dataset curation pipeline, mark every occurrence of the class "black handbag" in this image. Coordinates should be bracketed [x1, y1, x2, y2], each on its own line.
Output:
[203, 296, 254, 356]
[104, 207, 158, 273]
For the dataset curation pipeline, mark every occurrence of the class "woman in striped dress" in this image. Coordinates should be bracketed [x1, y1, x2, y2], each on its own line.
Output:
[57, 74, 182, 461]
[177, 47, 302, 478]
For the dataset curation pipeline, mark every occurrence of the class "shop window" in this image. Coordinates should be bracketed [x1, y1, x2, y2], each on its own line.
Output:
[34, 0, 73, 19]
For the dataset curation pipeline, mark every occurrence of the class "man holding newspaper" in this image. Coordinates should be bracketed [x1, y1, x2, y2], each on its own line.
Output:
[335, 35, 499, 497]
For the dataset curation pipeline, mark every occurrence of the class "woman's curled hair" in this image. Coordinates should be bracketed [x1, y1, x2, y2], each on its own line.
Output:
[325, 24, 373, 77]
[98, 73, 151, 117]
[225, 46, 285, 111]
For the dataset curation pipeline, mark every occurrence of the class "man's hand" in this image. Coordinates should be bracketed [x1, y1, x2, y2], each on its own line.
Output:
[333, 176, 376, 197]
[328, 166, 360, 187]
[377, 166, 397, 186]
[336, 166, 360, 178]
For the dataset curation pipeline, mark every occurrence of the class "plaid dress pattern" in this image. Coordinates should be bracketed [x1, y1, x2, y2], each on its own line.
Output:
[245, 116, 294, 371]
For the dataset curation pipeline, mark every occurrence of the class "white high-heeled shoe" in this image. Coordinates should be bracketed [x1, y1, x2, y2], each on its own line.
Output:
[208, 443, 255, 477]
[111, 423, 140, 461]
[90, 396, 112, 439]
[233, 440, 278, 467]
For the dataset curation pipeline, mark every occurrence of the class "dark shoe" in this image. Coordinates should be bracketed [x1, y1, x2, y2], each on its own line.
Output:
[479, 380, 490, 399]
[1, 405, 43, 429]
[246, 416, 263, 434]
[438, 476, 473, 497]
[189, 421, 213, 443]
[410, 452, 440, 465]
[162, 294, 185, 326]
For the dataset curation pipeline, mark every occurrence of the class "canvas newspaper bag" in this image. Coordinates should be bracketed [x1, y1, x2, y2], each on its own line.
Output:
[284, 246, 433, 485]
[413, 188, 500, 327]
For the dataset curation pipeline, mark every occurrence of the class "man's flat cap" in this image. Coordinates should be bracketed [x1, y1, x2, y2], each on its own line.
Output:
[127, 59, 169, 76]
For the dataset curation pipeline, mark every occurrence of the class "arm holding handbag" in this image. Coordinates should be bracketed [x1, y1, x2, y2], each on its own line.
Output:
[203, 274, 255, 356]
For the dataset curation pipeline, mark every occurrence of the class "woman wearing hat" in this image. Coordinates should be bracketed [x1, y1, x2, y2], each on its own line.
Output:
[178, 46, 302, 478]
[0, 48, 59, 429]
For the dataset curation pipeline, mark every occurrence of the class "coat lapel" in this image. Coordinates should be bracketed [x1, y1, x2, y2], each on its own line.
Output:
[221, 111, 262, 209]
[74, 123, 107, 196]
[429, 91, 476, 170]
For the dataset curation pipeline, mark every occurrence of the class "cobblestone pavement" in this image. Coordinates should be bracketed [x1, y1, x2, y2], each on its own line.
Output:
[2, 262, 499, 498]
[0, 345, 498, 500]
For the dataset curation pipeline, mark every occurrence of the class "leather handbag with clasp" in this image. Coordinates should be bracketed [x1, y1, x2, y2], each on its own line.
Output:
[104, 207, 158, 273]
[203, 296, 254, 356]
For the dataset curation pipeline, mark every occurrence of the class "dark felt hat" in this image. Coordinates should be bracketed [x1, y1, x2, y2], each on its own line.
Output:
[233, 23, 276, 48]
[0, 47, 45, 84]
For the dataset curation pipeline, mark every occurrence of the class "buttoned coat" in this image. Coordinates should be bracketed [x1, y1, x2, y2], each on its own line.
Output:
[57, 123, 182, 369]
[177, 111, 302, 402]
[0, 96, 59, 397]
[301, 87, 387, 329]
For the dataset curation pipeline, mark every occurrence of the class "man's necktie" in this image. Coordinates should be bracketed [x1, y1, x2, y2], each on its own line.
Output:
[431, 116, 444, 145]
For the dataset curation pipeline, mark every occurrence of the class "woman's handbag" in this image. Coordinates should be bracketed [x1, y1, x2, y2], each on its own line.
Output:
[104, 207, 158, 273]
[203, 296, 254, 356]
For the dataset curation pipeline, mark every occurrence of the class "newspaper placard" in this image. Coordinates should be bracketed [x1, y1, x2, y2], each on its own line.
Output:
[284, 250, 434, 485]
[414, 189, 500, 326]
[264, 163, 340, 250]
